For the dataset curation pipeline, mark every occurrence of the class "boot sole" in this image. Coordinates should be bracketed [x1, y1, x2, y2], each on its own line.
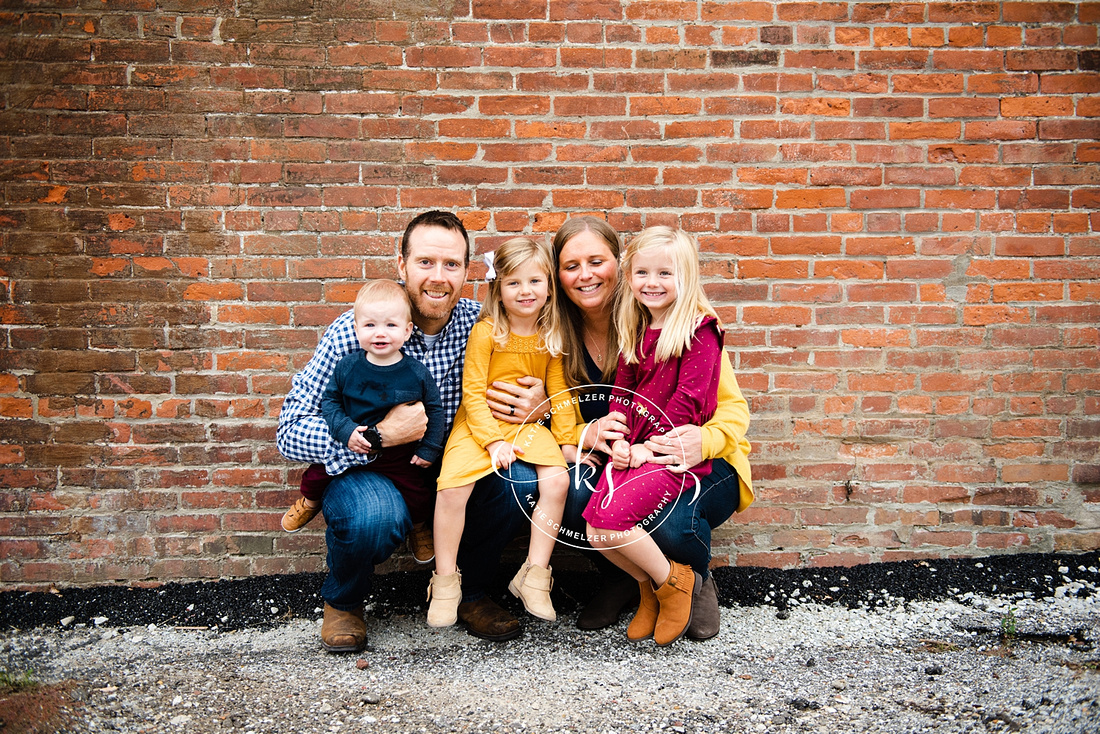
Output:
[321, 638, 366, 654]
[461, 622, 523, 642]
[426, 618, 457, 628]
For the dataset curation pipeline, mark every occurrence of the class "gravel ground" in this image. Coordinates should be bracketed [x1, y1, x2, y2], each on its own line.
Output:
[2, 552, 1099, 734]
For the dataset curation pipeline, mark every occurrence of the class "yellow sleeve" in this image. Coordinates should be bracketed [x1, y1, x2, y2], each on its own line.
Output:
[702, 351, 754, 510]
[701, 351, 749, 461]
[545, 354, 575, 446]
[461, 321, 505, 449]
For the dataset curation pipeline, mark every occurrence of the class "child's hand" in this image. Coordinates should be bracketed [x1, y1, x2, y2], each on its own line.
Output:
[610, 439, 631, 470]
[348, 426, 374, 454]
[563, 443, 602, 468]
[410, 455, 431, 468]
[487, 440, 516, 470]
[628, 443, 653, 468]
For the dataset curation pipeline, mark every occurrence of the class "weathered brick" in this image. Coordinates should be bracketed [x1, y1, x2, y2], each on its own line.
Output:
[0, 0, 1095, 586]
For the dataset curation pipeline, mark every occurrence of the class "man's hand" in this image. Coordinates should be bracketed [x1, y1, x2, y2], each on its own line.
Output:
[348, 426, 374, 454]
[487, 376, 548, 424]
[376, 401, 428, 448]
[644, 424, 703, 470]
[410, 455, 431, 468]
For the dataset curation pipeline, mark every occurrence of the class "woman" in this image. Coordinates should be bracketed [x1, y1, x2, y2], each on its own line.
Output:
[553, 216, 754, 639]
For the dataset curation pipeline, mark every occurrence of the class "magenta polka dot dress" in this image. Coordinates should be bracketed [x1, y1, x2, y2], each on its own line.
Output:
[583, 317, 723, 532]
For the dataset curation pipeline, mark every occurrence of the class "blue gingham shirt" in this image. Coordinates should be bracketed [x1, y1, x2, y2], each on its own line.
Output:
[276, 298, 481, 475]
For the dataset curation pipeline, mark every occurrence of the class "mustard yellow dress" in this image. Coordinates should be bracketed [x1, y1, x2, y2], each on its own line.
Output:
[437, 320, 572, 490]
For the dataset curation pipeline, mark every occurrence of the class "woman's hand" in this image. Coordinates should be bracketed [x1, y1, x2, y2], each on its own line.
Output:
[376, 402, 428, 447]
[487, 376, 548, 424]
[487, 440, 517, 470]
[582, 411, 628, 454]
[644, 424, 703, 469]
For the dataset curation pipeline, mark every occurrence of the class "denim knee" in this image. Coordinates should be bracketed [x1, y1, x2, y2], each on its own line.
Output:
[320, 469, 411, 608]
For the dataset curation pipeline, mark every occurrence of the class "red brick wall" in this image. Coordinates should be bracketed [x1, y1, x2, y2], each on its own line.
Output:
[1, 1, 1098, 588]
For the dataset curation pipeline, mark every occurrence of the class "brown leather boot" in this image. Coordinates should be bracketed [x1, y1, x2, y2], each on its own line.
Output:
[320, 603, 366, 653]
[626, 580, 659, 643]
[653, 560, 700, 647]
[457, 597, 521, 641]
[577, 575, 641, 631]
[687, 574, 720, 640]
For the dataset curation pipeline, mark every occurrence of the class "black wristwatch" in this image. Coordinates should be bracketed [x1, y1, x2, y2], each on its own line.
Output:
[362, 425, 383, 452]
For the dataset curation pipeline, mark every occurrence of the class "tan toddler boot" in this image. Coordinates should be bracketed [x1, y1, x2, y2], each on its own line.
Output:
[508, 559, 556, 621]
[426, 570, 462, 627]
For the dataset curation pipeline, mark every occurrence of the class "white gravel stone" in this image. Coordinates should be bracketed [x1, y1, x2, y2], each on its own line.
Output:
[3, 583, 1099, 733]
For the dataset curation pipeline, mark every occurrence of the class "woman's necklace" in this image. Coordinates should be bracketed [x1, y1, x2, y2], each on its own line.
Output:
[583, 327, 604, 366]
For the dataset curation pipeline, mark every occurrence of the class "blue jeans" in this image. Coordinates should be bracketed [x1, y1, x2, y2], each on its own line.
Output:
[320, 462, 536, 610]
[561, 458, 741, 581]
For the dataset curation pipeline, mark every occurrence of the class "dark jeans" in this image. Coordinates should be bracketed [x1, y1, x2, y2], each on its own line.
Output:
[320, 460, 536, 610]
[561, 458, 742, 582]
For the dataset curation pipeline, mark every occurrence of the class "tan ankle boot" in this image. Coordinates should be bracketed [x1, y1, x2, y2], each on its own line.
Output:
[508, 559, 556, 621]
[626, 580, 658, 642]
[426, 570, 462, 627]
[654, 560, 700, 647]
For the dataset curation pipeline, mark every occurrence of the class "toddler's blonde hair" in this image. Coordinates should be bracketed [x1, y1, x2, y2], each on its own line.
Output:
[354, 279, 412, 321]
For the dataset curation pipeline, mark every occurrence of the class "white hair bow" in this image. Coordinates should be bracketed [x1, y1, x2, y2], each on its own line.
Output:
[483, 250, 496, 281]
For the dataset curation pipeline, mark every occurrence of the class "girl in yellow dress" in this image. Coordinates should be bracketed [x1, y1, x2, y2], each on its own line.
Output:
[427, 237, 573, 627]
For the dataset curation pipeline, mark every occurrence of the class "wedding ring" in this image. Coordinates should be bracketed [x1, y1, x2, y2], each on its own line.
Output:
[509, 405, 515, 416]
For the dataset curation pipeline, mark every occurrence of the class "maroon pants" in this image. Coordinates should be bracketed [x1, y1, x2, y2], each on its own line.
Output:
[298, 445, 437, 525]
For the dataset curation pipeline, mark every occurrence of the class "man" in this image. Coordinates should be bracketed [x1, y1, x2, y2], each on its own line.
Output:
[277, 211, 542, 651]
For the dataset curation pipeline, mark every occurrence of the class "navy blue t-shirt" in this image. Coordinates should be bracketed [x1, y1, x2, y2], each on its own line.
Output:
[320, 352, 446, 464]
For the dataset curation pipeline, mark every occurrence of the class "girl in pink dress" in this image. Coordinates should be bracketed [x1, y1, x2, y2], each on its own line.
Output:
[583, 226, 724, 647]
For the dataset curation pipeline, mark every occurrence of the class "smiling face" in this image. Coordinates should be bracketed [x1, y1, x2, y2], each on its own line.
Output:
[397, 224, 469, 335]
[353, 297, 414, 365]
[557, 229, 619, 317]
[498, 259, 550, 332]
[628, 246, 678, 328]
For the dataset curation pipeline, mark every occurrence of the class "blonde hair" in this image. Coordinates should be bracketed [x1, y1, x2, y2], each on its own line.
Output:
[617, 226, 720, 365]
[552, 216, 621, 387]
[353, 279, 412, 321]
[480, 237, 564, 356]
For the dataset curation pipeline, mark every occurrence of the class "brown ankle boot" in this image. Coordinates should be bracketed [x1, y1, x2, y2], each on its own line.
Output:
[653, 560, 700, 647]
[626, 580, 658, 642]
[577, 575, 641, 631]
[320, 603, 366, 653]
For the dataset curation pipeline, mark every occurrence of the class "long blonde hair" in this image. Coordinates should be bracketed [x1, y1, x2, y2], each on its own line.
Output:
[617, 226, 720, 365]
[479, 237, 565, 356]
[552, 216, 621, 387]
